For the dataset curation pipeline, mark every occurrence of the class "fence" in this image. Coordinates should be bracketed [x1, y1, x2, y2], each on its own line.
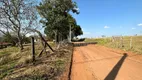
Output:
[110, 36, 142, 53]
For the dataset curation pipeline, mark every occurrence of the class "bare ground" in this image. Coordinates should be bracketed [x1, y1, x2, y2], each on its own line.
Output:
[71, 44, 142, 80]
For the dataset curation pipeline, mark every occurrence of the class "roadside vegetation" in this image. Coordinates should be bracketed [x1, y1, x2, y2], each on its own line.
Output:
[85, 36, 142, 54]
[0, 43, 73, 79]
[0, 0, 82, 80]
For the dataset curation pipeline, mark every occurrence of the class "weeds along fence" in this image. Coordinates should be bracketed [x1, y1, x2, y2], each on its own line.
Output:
[110, 36, 142, 53]
[112, 36, 124, 48]
[30, 37, 71, 63]
[112, 36, 134, 48]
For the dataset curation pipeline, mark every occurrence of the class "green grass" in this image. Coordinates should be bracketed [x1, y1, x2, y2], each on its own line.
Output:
[85, 36, 142, 54]
[85, 38, 111, 45]
[0, 62, 16, 79]
[0, 47, 19, 57]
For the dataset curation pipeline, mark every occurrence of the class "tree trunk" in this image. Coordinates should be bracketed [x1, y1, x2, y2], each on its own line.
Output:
[17, 31, 23, 51]
[55, 31, 57, 45]
[55, 30, 59, 43]
[56, 33, 59, 43]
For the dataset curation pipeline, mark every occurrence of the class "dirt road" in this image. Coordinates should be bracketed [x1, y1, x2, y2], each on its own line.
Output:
[71, 44, 142, 80]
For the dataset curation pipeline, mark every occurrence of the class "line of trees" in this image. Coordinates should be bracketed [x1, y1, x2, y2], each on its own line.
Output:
[0, 0, 83, 51]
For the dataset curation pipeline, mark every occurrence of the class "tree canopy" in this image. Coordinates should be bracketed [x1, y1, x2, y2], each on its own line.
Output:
[37, 0, 83, 42]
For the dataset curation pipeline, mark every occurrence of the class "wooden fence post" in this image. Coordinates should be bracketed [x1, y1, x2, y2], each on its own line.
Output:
[130, 37, 132, 49]
[31, 37, 35, 62]
[121, 36, 124, 47]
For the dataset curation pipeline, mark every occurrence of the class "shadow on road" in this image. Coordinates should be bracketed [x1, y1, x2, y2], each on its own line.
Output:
[104, 53, 127, 80]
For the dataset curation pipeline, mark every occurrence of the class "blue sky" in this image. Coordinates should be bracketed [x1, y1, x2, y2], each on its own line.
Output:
[71, 0, 142, 38]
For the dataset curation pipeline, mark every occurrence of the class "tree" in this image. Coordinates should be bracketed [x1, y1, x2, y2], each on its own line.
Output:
[43, 13, 83, 41]
[67, 14, 83, 38]
[37, 0, 80, 43]
[0, 0, 37, 51]
[72, 25, 83, 38]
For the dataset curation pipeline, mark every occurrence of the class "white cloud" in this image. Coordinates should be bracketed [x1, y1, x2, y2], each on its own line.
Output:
[137, 23, 142, 26]
[104, 26, 110, 29]
[132, 28, 136, 30]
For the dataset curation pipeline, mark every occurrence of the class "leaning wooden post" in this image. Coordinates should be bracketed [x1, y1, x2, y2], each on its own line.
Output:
[31, 37, 35, 62]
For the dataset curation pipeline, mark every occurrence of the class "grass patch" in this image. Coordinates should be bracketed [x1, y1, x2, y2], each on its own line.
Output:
[0, 61, 16, 79]
[0, 42, 73, 80]
[0, 47, 19, 57]
[85, 38, 111, 45]
[85, 36, 142, 54]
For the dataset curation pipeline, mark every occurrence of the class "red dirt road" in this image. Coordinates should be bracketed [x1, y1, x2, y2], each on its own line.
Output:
[71, 44, 142, 80]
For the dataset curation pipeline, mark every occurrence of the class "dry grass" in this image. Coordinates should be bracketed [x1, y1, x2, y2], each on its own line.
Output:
[0, 42, 73, 80]
[85, 36, 142, 54]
